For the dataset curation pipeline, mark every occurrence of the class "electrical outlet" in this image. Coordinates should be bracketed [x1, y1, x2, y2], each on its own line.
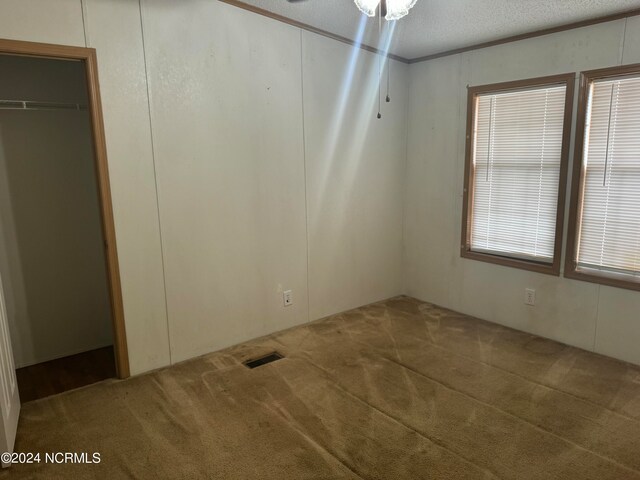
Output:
[283, 290, 293, 307]
[524, 288, 536, 306]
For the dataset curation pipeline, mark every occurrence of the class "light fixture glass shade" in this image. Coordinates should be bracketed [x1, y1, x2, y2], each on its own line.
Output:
[385, 0, 418, 20]
[354, 0, 381, 17]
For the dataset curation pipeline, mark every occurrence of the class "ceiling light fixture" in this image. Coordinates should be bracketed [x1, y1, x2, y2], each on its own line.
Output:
[354, 0, 417, 20]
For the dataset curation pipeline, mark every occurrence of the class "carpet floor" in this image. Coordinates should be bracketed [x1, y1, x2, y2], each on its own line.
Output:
[3, 296, 640, 479]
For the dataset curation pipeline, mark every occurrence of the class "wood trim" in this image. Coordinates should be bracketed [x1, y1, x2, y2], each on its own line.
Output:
[218, 0, 409, 63]
[220, 1, 640, 65]
[409, 8, 640, 64]
[565, 267, 640, 292]
[460, 73, 576, 276]
[0, 39, 89, 59]
[564, 63, 640, 292]
[218, 1, 640, 65]
[460, 251, 560, 276]
[85, 49, 130, 378]
[0, 38, 130, 378]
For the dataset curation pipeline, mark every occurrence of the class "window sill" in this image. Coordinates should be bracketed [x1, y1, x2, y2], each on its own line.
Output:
[564, 267, 640, 292]
[460, 248, 560, 276]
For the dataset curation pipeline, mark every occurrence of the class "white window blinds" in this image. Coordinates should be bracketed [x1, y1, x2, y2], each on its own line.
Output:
[470, 84, 567, 262]
[576, 75, 640, 278]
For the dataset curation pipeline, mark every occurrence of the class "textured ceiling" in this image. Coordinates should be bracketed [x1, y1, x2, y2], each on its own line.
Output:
[231, 0, 640, 59]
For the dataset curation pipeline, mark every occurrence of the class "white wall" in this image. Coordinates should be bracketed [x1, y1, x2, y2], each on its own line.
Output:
[140, 0, 406, 362]
[0, 0, 408, 373]
[0, 56, 113, 367]
[12, 0, 636, 374]
[405, 18, 640, 366]
[83, 0, 172, 374]
[303, 31, 407, 320]
[0, 0, 171, 374]
[141, 0, 309, 363]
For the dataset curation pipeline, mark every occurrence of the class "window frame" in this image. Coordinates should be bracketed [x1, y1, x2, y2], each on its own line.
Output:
[461, 73, 575, 276]
[565, 64, 640, 291]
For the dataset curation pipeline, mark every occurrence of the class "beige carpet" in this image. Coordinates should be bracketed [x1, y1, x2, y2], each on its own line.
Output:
[3, 296, 640, 479]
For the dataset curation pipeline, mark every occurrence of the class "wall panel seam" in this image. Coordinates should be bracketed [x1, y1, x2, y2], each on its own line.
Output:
[400, 62, 411, 295]
[80, 0, 89, 47]
[299, 29, 311, 324]
[620, 17, 628, 65]
[593, 285, 601, 351]
[138, 0, 172, 365]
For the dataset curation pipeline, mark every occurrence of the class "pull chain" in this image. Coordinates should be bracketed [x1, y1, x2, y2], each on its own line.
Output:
[386, 57, 391, 103]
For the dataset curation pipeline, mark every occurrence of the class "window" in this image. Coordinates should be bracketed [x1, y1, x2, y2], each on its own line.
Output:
[461, 74, 574, 274]
[566, 65, 640, 291]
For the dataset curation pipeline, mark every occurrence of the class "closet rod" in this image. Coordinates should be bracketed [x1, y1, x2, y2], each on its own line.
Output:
[0, 100, 87, 111]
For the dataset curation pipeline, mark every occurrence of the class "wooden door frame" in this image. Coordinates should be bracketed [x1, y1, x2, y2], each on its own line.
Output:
[0, 38, 130, 378]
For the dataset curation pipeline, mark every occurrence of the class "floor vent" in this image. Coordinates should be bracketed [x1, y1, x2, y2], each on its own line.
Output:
[243, 352, 284, 369]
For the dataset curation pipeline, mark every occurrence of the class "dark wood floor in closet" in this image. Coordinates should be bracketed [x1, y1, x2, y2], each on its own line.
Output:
[16, 346, 116, 402]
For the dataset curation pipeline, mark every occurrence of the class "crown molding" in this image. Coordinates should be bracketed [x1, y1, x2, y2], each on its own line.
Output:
[220, 1, 640, 66]
[408, 7, 640, 63]
[218, 0, 410, 63]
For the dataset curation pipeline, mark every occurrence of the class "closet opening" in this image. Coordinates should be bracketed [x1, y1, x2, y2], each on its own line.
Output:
[0, 39, 129, 405]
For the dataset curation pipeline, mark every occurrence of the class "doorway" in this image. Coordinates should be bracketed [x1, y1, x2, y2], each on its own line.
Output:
[0, 39, 129, 406]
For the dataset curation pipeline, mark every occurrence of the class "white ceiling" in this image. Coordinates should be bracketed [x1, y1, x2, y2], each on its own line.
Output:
[231, 0, 640, 60]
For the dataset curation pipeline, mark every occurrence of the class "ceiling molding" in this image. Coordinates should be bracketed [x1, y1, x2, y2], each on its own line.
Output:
[220, 1, 640, 66]
[218, 0, 410, 63]
[408, 7, 640, 63]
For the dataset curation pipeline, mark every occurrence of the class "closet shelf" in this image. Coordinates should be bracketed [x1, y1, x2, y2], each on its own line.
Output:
[0, 99, 87, 111]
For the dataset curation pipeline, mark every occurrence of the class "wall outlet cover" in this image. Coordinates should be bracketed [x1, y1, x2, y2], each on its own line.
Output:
[525, 288, 536, 306]
[283, 290, 293, 307]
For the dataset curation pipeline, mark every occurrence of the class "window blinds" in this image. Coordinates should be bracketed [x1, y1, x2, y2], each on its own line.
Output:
[471, 84, 567, 262]
[576, 75, 640, 277]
